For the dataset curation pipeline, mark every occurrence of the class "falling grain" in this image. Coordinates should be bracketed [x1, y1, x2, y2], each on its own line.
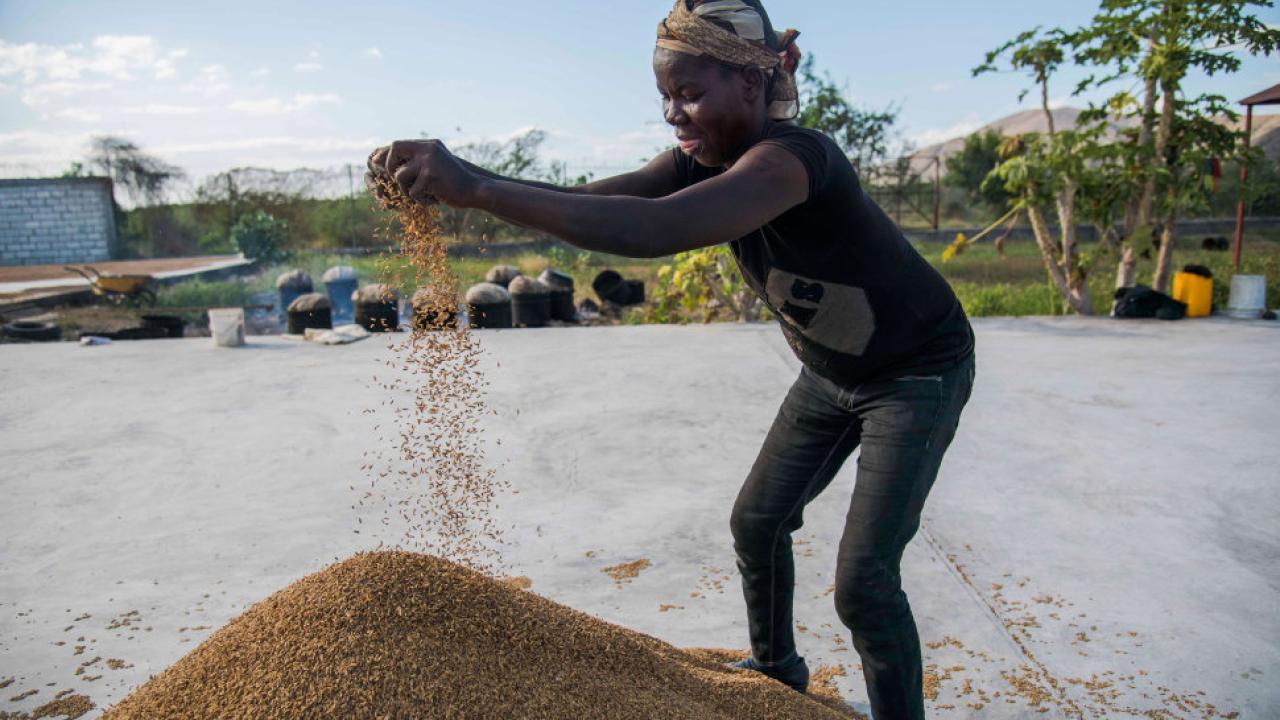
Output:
[356, 176, 508, 572]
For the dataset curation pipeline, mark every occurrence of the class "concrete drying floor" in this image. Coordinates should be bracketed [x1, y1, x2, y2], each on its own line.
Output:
[1, 317, 1277, 719]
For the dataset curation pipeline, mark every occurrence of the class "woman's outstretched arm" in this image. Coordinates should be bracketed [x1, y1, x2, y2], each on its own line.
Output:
[371, 139, 807, 258]
[369, 145, 684, 201]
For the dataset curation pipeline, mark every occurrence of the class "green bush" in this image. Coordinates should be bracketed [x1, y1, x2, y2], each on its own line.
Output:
[233, 211, 289, 263]
[153, 278, 264, 309]
[951, 281, 1064, 317]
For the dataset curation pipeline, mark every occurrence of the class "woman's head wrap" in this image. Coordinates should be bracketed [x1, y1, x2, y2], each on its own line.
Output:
[656, 0, 801, 121]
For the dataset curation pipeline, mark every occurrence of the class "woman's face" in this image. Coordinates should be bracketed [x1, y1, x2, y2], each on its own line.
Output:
[653, 48, 765, 167]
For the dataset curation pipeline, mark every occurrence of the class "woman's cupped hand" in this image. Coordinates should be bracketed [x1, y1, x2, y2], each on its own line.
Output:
[365, 139, 481, 209]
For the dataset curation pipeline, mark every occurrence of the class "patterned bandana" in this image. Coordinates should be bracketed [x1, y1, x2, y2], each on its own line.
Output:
[656, 0, 801, 120]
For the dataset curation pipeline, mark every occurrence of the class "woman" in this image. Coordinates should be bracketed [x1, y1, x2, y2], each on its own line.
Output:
[367, 2, 974, 718]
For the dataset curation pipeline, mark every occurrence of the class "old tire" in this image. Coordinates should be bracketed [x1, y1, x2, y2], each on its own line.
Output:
[2, 321, 61, 342]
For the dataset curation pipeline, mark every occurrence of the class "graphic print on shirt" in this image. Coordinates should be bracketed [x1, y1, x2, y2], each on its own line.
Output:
[764, 268, 876, 356]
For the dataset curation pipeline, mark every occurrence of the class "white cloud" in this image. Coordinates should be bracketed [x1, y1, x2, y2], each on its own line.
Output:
[54, 108, 102, 123]
[0, 40, 84, 82]
[228, 93, 341, 115]
[250, 67, 270, 77]
[0, 129, 100, 169]
[450, 124, 543, 147]
[122, 103, 203, 115]
[580, 123, 674, 164]
[21, 81, 112, 107]
[363, 47, 383, 60]
[294, 50, 323, 72]
[152, 135, 377, 155]
[180, 64, 229, 96]
[929, 83, 951, 93]
[909, 114, 985, 149]
[0, 36, 186, 84]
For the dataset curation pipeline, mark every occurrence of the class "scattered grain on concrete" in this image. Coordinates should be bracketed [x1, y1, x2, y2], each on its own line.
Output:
[31, 694, 94, 719]
[602, 559, 651, 588]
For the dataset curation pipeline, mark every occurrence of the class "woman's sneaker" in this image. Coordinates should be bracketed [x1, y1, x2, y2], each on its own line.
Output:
[727, 653, 810, 693]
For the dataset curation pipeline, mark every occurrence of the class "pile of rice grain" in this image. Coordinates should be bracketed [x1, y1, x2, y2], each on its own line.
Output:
[102, 552, 857, 719]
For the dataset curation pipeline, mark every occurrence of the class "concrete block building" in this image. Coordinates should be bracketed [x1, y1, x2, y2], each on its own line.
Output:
[0, 177, 119, 266]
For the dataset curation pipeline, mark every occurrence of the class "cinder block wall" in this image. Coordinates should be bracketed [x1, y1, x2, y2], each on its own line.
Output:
[0, 178, 119, 266]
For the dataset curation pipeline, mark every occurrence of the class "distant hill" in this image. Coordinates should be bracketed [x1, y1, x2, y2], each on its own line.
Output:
[908, 106, 1280, 173]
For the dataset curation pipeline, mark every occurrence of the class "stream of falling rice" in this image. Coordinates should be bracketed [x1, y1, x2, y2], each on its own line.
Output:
[354, 179, 509, 573]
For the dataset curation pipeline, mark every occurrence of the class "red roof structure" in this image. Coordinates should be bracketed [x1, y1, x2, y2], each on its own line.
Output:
[1233, 84, 1279, 270]
[1241, 83, 1280, 107]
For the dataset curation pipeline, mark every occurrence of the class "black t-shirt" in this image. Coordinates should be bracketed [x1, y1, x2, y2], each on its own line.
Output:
[671, 121, 974, 387]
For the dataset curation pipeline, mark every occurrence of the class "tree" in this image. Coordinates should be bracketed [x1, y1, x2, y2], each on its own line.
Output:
[433, 129, 556, 244]
[194, 167, 325, 248]
[87, 136, 185, 206]
[1067, 0, 1280, 292]
[232, 210, 289, 263]
[975, 27, 1099, 315]
[796, 55, 900, 175]
[946, 129, 1015, 213]
[85, 136, 189, 257]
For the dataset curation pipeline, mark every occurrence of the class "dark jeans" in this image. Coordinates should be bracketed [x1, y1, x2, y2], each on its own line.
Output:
[730, 352, 975, 720]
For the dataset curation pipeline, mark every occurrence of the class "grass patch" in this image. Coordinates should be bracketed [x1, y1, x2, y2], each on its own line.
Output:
[146, 231, 1278, 322]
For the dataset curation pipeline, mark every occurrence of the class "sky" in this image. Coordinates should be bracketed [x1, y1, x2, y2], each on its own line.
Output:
[2, 0, 1278, 194]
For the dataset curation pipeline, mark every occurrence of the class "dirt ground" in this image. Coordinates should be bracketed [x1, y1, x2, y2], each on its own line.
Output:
[0, 257, 244, 285]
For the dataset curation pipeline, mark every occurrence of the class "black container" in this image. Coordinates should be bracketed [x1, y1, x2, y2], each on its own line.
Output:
[287, 293, 333, 334]
[592, 269, 631, 305]
[485, 264, 522, 288]
[538, 268, 574, 289]
[625, 279, 645, 305]
[468, 300, 513, 329]
[511, 295, 551, 327]
[544, 288, 572, 320]
[413, 305, 459, 331]
[355, 302, 399, 332]
[538, 269, 576, 321]
[287, 307, 332, 334]
[140, 315, 184, 338]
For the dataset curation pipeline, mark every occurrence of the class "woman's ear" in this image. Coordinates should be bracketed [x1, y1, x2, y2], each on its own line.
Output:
[739, 66, 766, 104]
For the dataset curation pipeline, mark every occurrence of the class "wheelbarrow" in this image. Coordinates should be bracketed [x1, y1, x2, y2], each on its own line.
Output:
[64, 265, 157, 305]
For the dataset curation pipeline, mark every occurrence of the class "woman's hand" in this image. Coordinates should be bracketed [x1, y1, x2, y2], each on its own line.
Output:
[364, 140, 482, 209]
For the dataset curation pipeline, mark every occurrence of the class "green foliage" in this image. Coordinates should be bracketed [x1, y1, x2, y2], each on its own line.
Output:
[1212, 158, 1280, 217]
[88, 135, 185, 206]
[233, 210, 289, 263]
[647, 246, 764, 324]
[434, 129, 574, 245]
[192, 167, 382, 253]
[951, 281, 1063, 317]
[154, 277, 262, 310]
[946, 129, 1014, 212]
[974, 26, 1069, 106]
[795, 54, 900, 174]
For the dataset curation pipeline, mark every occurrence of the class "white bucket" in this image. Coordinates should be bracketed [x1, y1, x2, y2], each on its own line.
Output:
[1226, 275, 1267, 319]
[208, 307, 245, 347]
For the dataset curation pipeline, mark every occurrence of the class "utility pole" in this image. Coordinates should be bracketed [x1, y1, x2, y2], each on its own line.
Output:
[226, 172, 235, 245]
[347, 163, 357, 248]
